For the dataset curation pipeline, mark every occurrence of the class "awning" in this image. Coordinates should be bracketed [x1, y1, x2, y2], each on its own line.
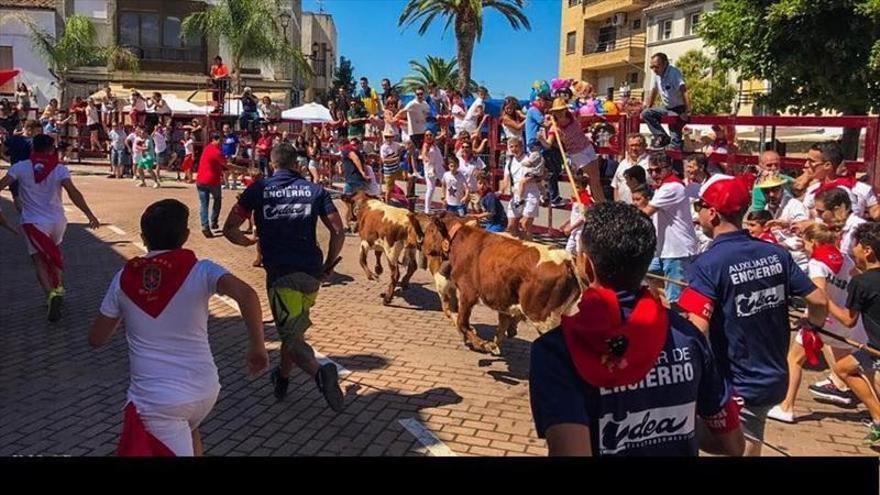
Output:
[281, 102, 332, 123]
[0, 69, 20, 87]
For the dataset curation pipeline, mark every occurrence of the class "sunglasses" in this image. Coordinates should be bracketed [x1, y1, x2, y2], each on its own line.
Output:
[647, 167, 665, 174]
[693, 200, 710, 213]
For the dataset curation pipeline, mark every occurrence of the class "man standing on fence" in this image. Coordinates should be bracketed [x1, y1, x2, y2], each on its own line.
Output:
[642, 53, 690, 151]
[678, 174, 829, 456]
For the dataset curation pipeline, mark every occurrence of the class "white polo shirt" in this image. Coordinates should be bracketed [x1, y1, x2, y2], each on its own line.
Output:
[100, 255, 228, 406]
[649, 179, 698, 259]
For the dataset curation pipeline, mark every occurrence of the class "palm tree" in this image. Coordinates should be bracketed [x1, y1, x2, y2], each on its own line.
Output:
[19, 14, 139, 104]
[400, 56, 477, 93]
[182, 0, 312, 93]
[398, 0, 530, 94]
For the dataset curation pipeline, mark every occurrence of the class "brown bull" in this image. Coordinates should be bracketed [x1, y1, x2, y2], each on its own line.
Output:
[421, 212, 582, 355]
[349, 191, 424, 305]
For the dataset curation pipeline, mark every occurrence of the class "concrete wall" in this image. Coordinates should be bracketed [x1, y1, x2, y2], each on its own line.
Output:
[0, 9, 59, 104]
[302, 11, 336, 102]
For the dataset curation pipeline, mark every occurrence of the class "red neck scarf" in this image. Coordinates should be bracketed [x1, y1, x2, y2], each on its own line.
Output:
[660, 173, 683, 186]
[120, 249, 198, 318]
[815, 176, 857, 196]
[30, 151, 59, 183]
[811, 243, 844, 274]
[562, 287, 668, 388]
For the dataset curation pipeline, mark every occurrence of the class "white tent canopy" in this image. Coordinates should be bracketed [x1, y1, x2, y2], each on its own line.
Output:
[281, 102, 332, 123]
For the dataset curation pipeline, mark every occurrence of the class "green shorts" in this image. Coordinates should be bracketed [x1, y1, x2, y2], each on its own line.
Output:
[268, 272, 321, 350]
[137, 156, 155, 170]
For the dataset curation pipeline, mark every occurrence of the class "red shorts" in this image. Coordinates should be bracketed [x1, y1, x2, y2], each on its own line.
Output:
[181, 154, 195, 172]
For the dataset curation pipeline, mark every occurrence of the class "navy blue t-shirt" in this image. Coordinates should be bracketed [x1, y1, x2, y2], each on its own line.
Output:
[529, 291, 731, 456]
[479, 192, 507, 230]
[237, 169, 337, 281]
[681, 230, 815, 406]
[221, 133, 239, 157]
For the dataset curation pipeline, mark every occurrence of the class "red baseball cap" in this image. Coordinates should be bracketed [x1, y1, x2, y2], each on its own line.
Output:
[698, 174, 751, 215]
[561, 287, 668, 389]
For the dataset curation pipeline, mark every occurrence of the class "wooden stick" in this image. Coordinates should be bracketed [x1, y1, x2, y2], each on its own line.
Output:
[547, 115, 584, 207]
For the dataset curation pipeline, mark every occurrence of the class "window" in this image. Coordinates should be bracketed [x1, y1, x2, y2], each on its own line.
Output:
[628, 72, 639, 84]
[118, 11, 203, 63]
[597, 26, 617, 52]
[0, 47, 12, 94]
[632, 19, 641, 30]
[74, 0, 108, 19]
[686, 11, 702, 35]
[566, 31, 576, 54]
[568, 0, 581, 6]
[659, 18, 673, 41]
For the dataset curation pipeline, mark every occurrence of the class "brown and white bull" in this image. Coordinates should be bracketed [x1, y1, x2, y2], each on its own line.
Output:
[420, 212, 582, 355]
[349, 191, 424, 305]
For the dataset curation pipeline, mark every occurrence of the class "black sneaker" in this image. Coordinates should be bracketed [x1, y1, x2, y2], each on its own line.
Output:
[315, 363, 344, 412]
[210, 223, 220, 230]
[551, 197, 568, 208]
[808, 379, 855, 407]
[270, 367, 289, 401]
[47, 288, 64, 323]
[202, 228, 214, 239]
[649, 135, 670, 150]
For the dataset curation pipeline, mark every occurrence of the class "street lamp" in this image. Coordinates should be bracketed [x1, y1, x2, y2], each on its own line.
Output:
[279, 11, 291, 39]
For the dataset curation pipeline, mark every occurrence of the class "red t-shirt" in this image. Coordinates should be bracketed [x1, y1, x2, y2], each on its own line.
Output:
[256, 135, 274, 157]
[71, 102, 87, 125]
[196, 143, 226, 186]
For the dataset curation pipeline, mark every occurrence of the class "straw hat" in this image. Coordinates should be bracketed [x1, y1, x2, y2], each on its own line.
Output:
[382, 127, 396, 138]
[755, 172, 787, 189]
[548, 97, 570, 113]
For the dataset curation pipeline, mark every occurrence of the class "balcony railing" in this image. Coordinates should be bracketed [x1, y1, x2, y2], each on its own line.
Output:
[584, 33, 646, 56]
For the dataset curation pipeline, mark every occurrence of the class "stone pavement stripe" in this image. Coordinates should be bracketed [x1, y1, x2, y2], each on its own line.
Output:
[107, 225, 126, 236]
[398, 418, 457, 457]
[215, 294, 240, 312]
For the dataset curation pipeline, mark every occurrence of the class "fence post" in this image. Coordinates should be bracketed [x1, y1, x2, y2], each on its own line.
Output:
[865, 117, 880, 193]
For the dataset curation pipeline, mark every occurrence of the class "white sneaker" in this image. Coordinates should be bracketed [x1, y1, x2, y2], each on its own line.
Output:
[137, 182, 146, 187]
[767, 405, 795, 424]
[153, 183, 160, 189]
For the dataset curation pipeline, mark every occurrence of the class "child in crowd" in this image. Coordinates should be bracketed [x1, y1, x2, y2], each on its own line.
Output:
[746, 209, 777, 243]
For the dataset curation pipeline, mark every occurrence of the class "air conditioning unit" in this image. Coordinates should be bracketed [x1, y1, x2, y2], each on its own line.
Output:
[611, 12, 626, 27]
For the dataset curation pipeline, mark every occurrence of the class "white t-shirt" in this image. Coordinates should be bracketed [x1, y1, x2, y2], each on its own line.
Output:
[184, 138, 195, 155]
[423, 145, 445, 180]
[152, 132, 167, 154]
[504, 153, 542, 200]
[648, 181, 698, 258]
[86, 106, 100, 126]
[452, 103, 467, 134]
[803, 181, 858, 215]
[380, 141, 403, 162]
[442, 170, 467, 206]
[7, 160, 71, 225]
[841, 213, 867, 260]
[457, 155, 486, 191]
[852, 181, 878, 218]
[807, 256, 866, 342]
[767, 194, 810, 271]
[611, 154, 649, 204]
[464, 97, 484, 130]
[364, 165, 381, 196]
[403, 99, 430, 135]
[99, 256, 228, 406]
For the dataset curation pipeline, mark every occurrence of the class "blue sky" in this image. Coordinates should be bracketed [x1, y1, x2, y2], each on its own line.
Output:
[302, 0, 561, 99]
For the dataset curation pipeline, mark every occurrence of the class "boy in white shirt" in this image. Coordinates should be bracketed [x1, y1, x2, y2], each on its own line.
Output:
[89, 199, 268, 456]
[441, 157, 468, 217]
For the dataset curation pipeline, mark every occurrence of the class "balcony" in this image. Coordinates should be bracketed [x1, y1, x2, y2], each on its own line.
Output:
[582, 33, 646, 70]
[582, 0, 652, 21]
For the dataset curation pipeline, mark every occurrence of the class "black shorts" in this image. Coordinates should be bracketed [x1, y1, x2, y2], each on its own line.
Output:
[88, 123, 101, 132]
[410, 133, 425, 151]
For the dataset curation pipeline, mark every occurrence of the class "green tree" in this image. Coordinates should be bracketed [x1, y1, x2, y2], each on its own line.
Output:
[675, 50, 737, 115]
[19, 14, 138, 104]
[182, 0, 311, 93]
[699, 0, 880, 157]
[400, 55, 477, 93]
[398, 0, 530, 94]
[332, 56, 356, 95]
